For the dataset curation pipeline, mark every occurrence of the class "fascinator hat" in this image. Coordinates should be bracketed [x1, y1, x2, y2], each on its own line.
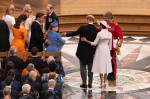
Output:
[97, 20, 111, 29]
[52, 20, 58, 27]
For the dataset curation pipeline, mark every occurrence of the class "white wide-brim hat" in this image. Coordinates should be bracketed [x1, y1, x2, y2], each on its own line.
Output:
[97, 20, 111, 28]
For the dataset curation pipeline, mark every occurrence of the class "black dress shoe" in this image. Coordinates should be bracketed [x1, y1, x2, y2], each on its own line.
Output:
[108, 76, 116, 81]
[80, 84, 87, 88]
[88, 85, 92, 88]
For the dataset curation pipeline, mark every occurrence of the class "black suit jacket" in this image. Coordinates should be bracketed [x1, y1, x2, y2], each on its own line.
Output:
[29, 21, 45, 52]
[66, 24, 99, 64]
[42, 83, 62, 92]
[1, 56, 25, 69]
[0, 20, 10, 52]
[32, 57, 44, 69]
[45, 11, 59, 31]
[21, 74, 41, 84]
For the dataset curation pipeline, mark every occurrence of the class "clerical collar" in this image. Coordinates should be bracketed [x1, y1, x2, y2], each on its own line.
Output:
[35, 20, 41, 25]
[49, 11, 53, 16]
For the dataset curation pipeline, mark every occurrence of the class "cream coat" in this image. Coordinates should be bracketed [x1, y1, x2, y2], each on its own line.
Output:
[91, 29, 112, 74]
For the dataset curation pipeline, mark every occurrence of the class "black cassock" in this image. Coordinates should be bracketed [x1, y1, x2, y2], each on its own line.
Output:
[0, 20, 10, 52]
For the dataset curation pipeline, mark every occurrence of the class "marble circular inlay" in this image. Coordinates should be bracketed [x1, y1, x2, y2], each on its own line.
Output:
[64, 69, 150, 93]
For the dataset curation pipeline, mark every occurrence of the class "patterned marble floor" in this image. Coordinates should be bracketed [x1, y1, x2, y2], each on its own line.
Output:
[61, 35, 150, 99]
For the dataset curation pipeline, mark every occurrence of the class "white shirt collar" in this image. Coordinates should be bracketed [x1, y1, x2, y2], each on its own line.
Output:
[35, 20, 41, 25]
[49, 11, 53, 16]
[48, 88, 54, 90]
[88, 23, 93, 25]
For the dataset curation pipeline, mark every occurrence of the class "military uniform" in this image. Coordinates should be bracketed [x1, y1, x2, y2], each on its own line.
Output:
[107, 19, 123, 80]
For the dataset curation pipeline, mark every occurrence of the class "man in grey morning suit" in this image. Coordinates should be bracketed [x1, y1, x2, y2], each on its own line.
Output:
[64, 15, 99, 88]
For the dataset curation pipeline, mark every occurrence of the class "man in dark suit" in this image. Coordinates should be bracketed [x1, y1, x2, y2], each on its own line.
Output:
[29, 12, 50, 52]
[28, 71, 41, 92]
[21, 71, 41, 83]
[45, 4, 59, 31]
[19, 84, 34, 99]
[0, 76, 21, 92]
[40, 79, 62, 99]
[31, 47, 44, 69]
[0, 87, 18, 99]
[0, 20, 10, 52]
[64, 15, 99, 88]
[1, 46, 25, 69]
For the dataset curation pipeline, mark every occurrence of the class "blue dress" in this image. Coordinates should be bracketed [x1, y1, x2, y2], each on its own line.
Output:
[46, 30, 65, 52]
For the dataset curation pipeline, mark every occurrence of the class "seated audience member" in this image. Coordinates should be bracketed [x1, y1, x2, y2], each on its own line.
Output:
[22, 63, 40, 76]
[0, 81, 18, 98]
[21, 70, 41, 83]
[41, 56, 55, 74]
[47, 56, 65, 77]
[0, 75, 21, 91]
[41, 62, 64, 85]
[29, 71, 41, 92]
[0, 67, 21, 82]
[40, 79, 62, 99]
[3, 87, 11, 99]
[1, 46, 24, 69]
[31, 47, 44, 69]
[19, 84, 34, 99]
[21, 80, 39, 99]
[42, 72, 62, 91]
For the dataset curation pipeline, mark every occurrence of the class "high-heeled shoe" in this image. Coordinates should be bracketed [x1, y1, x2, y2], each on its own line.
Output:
[99, 83, 103, 88]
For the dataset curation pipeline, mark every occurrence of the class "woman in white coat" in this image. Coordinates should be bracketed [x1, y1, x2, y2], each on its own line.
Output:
[81, 21, 112, 88]
[2, 5, 15, 44]
[23, 4, 35, 47]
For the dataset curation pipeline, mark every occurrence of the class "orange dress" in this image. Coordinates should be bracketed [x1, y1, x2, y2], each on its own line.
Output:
[11, 27, 27, 52]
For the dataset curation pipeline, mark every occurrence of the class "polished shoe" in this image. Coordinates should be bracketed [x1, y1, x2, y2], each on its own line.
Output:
[108, 76, 116, 81]
[80, 84, 87, 88]
[88, 85, 92, 88]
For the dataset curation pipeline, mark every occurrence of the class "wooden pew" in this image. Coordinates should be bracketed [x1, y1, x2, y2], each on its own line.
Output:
[0, 52, 8, 61]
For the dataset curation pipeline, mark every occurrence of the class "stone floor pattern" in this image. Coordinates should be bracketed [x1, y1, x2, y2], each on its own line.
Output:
[61, 36, 150, 99]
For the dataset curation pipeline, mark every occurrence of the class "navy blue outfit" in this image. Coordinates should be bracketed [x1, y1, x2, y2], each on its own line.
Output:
[0, 80, 21, 91]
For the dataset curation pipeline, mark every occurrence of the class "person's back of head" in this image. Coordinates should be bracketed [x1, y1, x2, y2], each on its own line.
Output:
[7, 69, 15, 79]
[86, 15, 95, 23]
[5, 61, 14, 72]
[5, 76, 13, 86]
[29, 71, 37, 81]
[48, 62, 57, 72]
[3, 87, 11, 99]
[9, 46, 17, 56]
[27, 63, 35, 72]
[48, 72, 56, 80]
[22, 84, 31, 94]
[31, 47, 38, 56]
[47, 56, 55, 65]
[25, 58, 35, 67]
[48, 79, 56, 89]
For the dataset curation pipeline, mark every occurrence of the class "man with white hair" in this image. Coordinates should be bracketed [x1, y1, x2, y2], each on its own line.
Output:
[19, 84, 34, 99]
[29, 71, 41, 92]
[1, 46, 24, 69]
[40, 79, 62, 99]
[45, 4, 59, 31]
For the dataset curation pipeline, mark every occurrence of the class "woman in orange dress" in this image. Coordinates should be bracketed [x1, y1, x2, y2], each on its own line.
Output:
[11, 14, 28, 52]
